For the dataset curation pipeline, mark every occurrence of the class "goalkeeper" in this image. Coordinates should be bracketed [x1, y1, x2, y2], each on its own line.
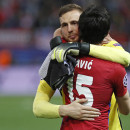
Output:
[33, 4, 130, 130]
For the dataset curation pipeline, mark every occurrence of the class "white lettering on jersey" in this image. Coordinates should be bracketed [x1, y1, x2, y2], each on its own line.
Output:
[76, 59, 93, 70]
[67, 74, 94, 106]
[80, 60, 85, 68]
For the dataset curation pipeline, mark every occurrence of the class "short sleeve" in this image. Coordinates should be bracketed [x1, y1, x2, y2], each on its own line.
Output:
[112, 64, 127, 97]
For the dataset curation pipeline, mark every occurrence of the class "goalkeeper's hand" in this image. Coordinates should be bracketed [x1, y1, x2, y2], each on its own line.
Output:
[51, 42, 90, 62]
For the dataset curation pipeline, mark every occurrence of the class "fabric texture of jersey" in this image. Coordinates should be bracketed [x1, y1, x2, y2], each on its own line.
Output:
[103, 41, 125, 130]
[37, 39, 128, 129]
[61, 56, 127, 130]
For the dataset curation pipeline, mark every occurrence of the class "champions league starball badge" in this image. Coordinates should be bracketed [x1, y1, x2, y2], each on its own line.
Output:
[123, 74, 127, 87]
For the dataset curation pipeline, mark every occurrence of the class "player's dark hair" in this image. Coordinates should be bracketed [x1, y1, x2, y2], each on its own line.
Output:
[79, 5, 111, 44]
[59, 4, 83, 17]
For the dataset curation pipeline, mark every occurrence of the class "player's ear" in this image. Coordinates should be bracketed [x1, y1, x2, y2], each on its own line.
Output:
[53, 28, 62, 38]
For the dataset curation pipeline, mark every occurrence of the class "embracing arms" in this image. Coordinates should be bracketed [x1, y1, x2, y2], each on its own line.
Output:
[51, 40, 130, 67]
[52, 28, 130, 67]
[33, 80, 101, 119]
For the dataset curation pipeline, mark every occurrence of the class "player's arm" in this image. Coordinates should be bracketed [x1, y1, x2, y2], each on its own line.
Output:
[116, 90, 130, 115]
[59, 98, 101, 120]
[52, 30, 130, 66]
[51, 41, 130, 67]
[33, 80, 101, 119]
[33, 53, 101, 119]
[113, 65, 130, 115]
[89, 44, 130, 67]
[33, 52, 61, 118]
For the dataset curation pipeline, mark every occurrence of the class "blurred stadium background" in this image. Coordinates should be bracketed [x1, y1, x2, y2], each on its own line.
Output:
[0, 0, 129, 130]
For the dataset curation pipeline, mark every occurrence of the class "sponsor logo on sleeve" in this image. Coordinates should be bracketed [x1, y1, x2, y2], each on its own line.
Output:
[113, 43, 122, 47]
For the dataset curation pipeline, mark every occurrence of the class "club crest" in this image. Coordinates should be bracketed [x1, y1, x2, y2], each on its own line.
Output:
[123, 74, 127, 87]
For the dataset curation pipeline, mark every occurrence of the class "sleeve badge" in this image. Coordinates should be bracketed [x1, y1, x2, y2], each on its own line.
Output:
[123, 74, 127, 87]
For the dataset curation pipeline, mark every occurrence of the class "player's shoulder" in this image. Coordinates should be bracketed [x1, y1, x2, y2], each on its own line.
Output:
[104, 59, 125, 69]
[111, 62, 126, 77]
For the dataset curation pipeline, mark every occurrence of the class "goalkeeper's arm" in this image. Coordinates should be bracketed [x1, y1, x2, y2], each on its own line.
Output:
[33, 80, 60, 118]
[89, 44, 130, 67]
[33, 80, 101, 119]
[51, 40, 130, 67]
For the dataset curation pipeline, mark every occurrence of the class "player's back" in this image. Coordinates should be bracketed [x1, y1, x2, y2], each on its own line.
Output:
[61, 56, 124, 130]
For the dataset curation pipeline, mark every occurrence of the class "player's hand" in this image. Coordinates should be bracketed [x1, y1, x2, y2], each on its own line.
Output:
[53, 28, 62, 38]
[59, 99, 101, 120]
[51, 42, 90, 62]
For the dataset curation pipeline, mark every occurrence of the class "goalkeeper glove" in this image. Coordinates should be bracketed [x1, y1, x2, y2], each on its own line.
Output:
[51, 42, 90, 62]
[39, 37, 76, 90]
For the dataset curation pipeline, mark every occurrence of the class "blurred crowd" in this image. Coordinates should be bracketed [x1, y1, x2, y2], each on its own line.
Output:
[0, 0, 129, 66]
[0, 0, 129, 34]
[0, 0, 65, 30]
